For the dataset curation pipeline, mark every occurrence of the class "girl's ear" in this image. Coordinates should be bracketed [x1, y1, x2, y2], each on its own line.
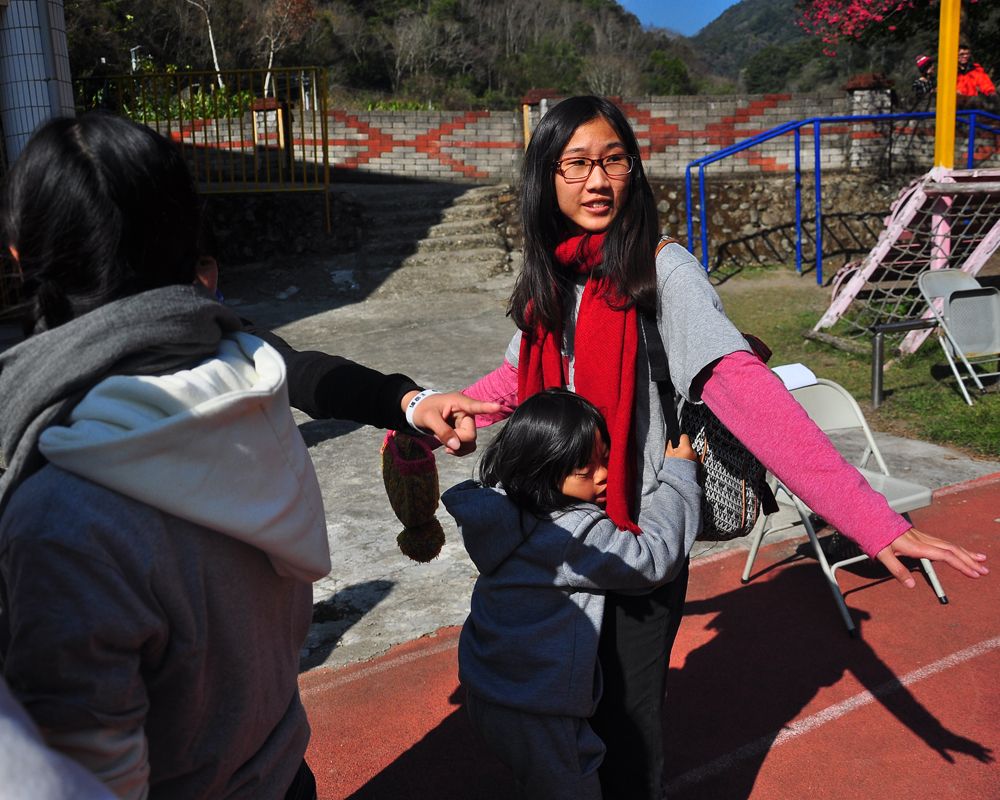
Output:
[8, 245, 22, 278]
[194, 255, 219, 293]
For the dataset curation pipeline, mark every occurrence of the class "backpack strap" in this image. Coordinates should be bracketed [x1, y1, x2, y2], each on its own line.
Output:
[643, 235, 681, 446]
[655, 236, 679, 258]
[638, 310, 681, 448]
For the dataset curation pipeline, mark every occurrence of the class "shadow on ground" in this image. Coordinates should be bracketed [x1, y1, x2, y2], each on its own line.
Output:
[339, 563, 991, 799]
[301, 579, 395, 672]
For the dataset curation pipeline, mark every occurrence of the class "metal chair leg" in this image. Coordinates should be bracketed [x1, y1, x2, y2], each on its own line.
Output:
[800, 507, 859, 636]
[741, 523, 767, 584]
[940, 340, 974, 405]
[741, 512, 803, 583]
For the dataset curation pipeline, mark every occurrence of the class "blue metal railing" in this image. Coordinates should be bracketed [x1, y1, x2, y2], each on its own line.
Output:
[684, 110, 1000, 284]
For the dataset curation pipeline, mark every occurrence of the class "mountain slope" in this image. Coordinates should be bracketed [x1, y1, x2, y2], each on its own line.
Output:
[691, 0, 805, 80]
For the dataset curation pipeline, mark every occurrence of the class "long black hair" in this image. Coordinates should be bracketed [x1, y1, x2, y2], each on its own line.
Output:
[1, 113, 201, 331]
[510, 96, 659, 333]
[478, 388, 610, 517]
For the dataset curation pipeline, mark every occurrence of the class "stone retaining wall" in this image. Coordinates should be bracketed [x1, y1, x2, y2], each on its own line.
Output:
[650, 171, 919, 275]
[325, 109, 521, 182]
[206, 168, 919, 277]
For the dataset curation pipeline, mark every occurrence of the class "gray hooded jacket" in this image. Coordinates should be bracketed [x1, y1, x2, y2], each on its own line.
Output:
[442, 457, 700, 718]
[0, 327, 329, 800]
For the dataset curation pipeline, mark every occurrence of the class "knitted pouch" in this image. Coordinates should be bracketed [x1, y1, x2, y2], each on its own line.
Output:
[678, 398, 777, 541]
[381, 430, 445, 561]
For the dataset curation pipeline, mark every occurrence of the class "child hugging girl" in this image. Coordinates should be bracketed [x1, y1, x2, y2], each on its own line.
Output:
[441, 389, 701, 800]
[461, 95, 987, 798]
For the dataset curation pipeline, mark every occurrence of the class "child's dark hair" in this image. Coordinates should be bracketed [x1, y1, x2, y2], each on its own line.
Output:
[1, 112, 201, 331]
[478, 389, 609, 516]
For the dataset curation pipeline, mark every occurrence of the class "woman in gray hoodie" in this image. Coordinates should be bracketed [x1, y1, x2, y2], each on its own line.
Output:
[0, 114, 328, 799]
[442, 389, 701, 800]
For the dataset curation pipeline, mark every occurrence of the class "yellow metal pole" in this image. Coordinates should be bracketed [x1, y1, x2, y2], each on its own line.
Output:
[933, 0, 961, 168]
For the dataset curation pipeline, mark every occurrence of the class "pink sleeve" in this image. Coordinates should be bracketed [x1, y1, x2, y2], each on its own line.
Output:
[463, 359, 519, 427]
[700, 351, 912, 558]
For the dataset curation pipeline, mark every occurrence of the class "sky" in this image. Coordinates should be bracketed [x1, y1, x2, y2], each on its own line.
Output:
[618, 0, 742, 38]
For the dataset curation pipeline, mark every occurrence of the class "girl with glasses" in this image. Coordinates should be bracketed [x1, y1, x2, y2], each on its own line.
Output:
[461, 95, 988, 798]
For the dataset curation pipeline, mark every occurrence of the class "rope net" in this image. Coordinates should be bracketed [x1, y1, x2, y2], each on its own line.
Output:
[813, 167, 1000, 354]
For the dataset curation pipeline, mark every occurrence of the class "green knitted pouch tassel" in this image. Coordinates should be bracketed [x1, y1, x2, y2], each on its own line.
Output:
[381, 430, 444, 562]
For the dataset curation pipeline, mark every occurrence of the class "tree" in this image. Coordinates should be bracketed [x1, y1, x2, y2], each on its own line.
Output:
[643, 51, 695, 96]
[64, 0, 712, 109]
[380, 11, 435, 94]
[796, 0, 982, 52]
[257, 0, 316, 96]
[182, 0, 225, 86]
[323, 2, 367, 67]
[583, 53, 639, 97]
[743, 40, 825, 92]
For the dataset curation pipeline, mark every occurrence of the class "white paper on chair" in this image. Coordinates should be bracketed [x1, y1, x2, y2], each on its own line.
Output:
[772, 363, 818, 391]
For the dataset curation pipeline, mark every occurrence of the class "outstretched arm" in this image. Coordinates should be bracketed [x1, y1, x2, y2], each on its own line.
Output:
[251, 326, 499, 453]
[700, 351, 987, 587]
[251, 326, 419, 426]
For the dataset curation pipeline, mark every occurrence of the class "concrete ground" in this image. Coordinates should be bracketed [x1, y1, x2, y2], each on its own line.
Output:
[220, 227, 1000, 674]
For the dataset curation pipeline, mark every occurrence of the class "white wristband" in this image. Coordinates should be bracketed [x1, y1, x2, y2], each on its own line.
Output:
[405, 389, 441, 433]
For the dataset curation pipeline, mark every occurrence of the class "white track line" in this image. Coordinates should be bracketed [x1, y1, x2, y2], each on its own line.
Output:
[665, 635, 1000, 794]
[300, 634, 459, 698]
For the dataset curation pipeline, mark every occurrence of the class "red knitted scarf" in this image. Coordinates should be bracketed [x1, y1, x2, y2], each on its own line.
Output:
[518, 233, 640, 533]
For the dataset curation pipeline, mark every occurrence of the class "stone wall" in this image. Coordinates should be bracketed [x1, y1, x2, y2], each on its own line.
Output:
[200, 190, 363, 265]
[164, 90, 995, 185]
[206, 166, 921, 278]
[185, 90, 994, 273]
[325, 109, 522, 182]
[650, 170, 922, 275]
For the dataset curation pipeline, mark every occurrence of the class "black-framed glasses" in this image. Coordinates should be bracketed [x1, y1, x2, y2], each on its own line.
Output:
[553, 154, 636, 181]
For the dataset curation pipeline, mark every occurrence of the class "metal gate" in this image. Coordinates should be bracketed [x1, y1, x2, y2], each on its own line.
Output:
[76, 66, 332, 230]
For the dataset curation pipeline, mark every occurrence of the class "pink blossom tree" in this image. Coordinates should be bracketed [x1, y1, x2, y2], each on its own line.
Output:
[796, 0, 980, 53]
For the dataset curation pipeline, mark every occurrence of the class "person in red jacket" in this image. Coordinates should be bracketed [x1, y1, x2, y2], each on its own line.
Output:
[956, 44, 996, 108]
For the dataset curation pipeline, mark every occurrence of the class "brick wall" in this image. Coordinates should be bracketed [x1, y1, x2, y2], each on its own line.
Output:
[324, 109, 522, 181]
[162, 91, 995, 185]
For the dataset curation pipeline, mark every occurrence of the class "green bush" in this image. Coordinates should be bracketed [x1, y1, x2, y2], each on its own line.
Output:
[123, 83, 255, 122]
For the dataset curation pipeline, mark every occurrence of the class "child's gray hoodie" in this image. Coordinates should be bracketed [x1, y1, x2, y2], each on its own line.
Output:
[441, 458, 701, 719]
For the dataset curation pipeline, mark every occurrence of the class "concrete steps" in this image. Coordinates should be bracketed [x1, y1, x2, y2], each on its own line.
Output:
[337, 182, 514, 297]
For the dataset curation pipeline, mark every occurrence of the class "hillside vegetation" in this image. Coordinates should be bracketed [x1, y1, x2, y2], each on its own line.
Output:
[67, 0, 998, 109]
[68, 0, 699, 109]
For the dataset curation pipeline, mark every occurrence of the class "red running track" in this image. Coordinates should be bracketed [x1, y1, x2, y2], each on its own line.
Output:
[301, 473, 1000, 799]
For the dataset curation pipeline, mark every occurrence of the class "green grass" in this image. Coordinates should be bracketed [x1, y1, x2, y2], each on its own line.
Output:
[714, 265, 1000, 459]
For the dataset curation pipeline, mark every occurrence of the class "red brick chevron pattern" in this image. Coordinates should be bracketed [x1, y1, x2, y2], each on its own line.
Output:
[623, 95, 811, 173]
[328, 109, 520, 179]
[155, 95, 990, 183]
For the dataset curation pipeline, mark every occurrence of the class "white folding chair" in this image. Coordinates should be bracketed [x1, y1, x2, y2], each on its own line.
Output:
[918, 269, 1000, 405]
[740, 378, 946, 637]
